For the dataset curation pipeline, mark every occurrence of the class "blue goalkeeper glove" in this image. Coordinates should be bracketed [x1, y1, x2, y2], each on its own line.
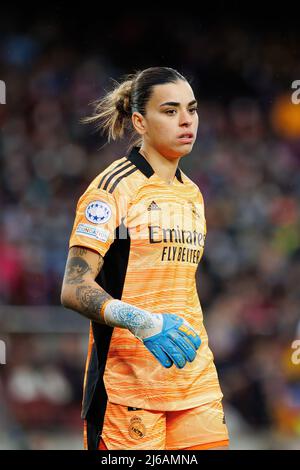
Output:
[101, 300, 201, 369]
[142, 313, 201, 369]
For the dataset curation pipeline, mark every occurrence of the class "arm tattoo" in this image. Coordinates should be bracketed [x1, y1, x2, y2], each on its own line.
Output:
[76, 285, 112, 320]
[64, 257, 91, 285]
[109, 303, 155, 330]
[71, 247, 88, 257]
[96, 256, 104, 277]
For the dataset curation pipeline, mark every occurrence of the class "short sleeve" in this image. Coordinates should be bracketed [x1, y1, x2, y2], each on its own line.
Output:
[69, 187, 120, 258]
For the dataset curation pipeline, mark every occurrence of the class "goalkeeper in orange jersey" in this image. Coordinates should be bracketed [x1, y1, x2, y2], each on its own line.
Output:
[61, 67, 229, 450]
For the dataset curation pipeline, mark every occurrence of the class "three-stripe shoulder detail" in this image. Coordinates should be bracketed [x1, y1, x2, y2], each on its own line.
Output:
[97, 159, 138, 193]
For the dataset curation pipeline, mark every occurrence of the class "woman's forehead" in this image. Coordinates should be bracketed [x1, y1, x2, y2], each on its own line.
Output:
[150, 80, 195, 105]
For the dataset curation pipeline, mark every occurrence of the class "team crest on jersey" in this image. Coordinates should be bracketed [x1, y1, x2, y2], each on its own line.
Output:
[85, 200, 112, 224]
[128, 416, 146, 440]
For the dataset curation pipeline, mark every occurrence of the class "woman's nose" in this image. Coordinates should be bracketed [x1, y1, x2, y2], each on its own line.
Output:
[179, 112, 193, 126]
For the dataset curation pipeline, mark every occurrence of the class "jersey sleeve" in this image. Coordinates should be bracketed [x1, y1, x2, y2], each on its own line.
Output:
[68, 186, 121, 258]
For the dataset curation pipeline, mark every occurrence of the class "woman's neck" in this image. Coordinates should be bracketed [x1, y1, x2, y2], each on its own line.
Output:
[139, 145, 180, 185]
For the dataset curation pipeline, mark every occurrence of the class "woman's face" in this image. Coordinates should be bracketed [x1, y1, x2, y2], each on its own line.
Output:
[135, 79, 199, 159]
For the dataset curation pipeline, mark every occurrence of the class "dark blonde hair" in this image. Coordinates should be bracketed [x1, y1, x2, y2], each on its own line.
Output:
[81, 67, 187, 147]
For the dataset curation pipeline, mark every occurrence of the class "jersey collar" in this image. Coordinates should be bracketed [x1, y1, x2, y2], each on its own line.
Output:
[126, 146, 184, 184]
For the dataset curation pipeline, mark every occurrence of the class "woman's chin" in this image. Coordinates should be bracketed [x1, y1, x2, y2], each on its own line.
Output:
[173, 142, 194, 157]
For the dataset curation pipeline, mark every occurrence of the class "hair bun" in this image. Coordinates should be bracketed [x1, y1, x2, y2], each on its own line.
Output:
[115, 80, 133, 116]
[116, 96, 131, 116]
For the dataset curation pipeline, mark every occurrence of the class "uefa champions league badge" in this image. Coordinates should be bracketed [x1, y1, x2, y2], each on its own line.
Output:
[85, 200, 112, 224]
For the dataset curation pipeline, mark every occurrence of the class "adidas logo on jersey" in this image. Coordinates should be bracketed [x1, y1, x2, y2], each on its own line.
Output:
[147, 201, 161, 211]
[188, 201, 201, 219]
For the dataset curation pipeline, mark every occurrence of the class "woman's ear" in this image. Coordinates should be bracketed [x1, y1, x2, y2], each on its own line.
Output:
[131, 112, 147, 136]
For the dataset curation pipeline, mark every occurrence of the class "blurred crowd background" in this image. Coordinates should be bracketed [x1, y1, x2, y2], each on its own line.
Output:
[0, 7, 300, 449]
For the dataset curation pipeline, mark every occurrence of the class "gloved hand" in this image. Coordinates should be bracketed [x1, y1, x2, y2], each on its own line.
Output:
[101, 299, 201, 369]
[141, 313, 201, 369]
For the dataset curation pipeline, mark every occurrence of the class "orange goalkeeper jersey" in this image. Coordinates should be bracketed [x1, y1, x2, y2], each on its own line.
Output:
[68, 146, 223, 421]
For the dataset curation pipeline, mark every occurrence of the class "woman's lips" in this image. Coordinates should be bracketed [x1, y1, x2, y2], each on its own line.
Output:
[177, 134, 194, 143]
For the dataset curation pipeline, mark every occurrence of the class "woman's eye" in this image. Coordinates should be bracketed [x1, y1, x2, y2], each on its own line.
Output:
[165, 108, 197, 115]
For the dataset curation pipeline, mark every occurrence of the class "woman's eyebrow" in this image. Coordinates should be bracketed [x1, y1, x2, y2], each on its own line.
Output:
[160, 99, 197, 107]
